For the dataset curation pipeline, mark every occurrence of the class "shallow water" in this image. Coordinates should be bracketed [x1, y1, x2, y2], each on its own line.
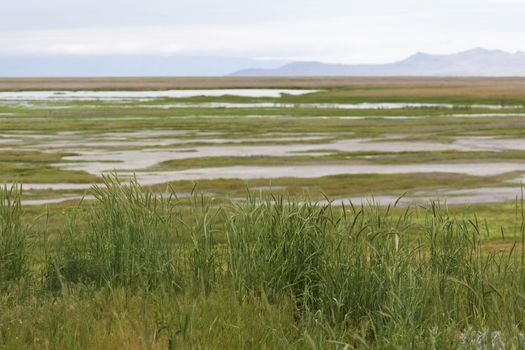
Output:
[0, 89, 318, 101]
[453, 137, 525, 152]
[57, 134, 525, 174]
[317, 186, 525, 207]
[5, 129, 525, 174]
[17, 185, 525, 207]
[122, 163, 525, 185]
[14, 183, 96, 191]
[0, 138, 22, 144]
[138, 102, 518, 110]
[450, 113, 525, 117]
[16, 185, 525, 207]
[6, 127, 525, 207]
[15, 162, 525, 193]
[56, 138, 460, 173]
[7, 130, 330, 152]
[32, 136, 329, 150]
[4, 132, 518, 173]
[22, 195, 94, 206]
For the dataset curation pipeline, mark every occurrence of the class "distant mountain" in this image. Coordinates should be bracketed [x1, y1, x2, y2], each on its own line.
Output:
[229, 49, 525, 77]
[0, 55, 290, 77]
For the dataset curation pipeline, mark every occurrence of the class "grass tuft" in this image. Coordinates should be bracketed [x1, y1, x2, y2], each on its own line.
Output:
[3, 178, 525, 347]
[0, 184, 27, 284]
[47, 175, 182, 291]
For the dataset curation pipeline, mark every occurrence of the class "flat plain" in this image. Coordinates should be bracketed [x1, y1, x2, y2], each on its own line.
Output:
[3, 77, 525, 348]
[3, 77, 525, 207]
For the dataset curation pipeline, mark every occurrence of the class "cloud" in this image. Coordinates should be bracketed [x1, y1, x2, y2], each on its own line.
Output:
[1, 1, 524, 63]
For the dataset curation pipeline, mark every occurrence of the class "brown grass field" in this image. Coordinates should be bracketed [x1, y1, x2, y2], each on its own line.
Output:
[3, 77, 525, 99]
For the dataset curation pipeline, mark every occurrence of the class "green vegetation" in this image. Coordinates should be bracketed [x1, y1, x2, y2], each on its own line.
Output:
[147, 172, 503, 201]
[5, 79, 525, 347]
[1, 178, 525, 348]
[151, 150, 525, 171]
[0, 150, 99, 184]
[0, 185, 27, 284]
[47, 177, 181, 291]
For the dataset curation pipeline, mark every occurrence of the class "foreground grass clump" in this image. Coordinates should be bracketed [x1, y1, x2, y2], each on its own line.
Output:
[3, 178, 525, 348]
[0, 185, 27, 284]
[48, 177, 182, 290]
[225, 198, 525, 347]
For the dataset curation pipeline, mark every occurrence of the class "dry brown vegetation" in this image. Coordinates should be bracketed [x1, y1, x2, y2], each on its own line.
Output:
[3, 77, 525, 99]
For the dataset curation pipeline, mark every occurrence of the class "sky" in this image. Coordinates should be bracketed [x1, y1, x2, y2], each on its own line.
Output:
[1, 0, 525, 64]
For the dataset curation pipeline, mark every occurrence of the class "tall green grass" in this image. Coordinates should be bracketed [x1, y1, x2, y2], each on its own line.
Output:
[48, 176, 182, 290]
[3, 177, 525, 348]
[224, 197, 522, 346]
[0, 185, 27, 284]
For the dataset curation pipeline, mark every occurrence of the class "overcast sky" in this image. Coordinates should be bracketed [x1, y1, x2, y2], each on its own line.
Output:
[1, 0, 524, 63]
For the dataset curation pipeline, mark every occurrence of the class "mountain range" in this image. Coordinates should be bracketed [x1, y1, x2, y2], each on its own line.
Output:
[230, 49, 525, 77]
[2, 48, 525, 77]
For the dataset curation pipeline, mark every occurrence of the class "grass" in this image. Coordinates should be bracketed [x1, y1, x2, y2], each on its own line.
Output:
[2, 177, 525, 348]
[0, 164, 99, 184]
[4, 77, 525, 101]
[0, 185, 27, 284]
[0, 150, 99, 184]
[5, 79, 525, 347]
[151, 150, 525, 172]
[46, 176, 182, 291]
[146, 172, 504, 201]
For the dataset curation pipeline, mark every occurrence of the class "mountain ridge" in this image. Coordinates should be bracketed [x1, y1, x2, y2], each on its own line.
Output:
[229, 48, 525, 77]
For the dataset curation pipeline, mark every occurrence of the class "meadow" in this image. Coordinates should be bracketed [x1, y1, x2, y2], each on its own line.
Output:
[3, 77, 525, 348]
[2, 178, 525, 349]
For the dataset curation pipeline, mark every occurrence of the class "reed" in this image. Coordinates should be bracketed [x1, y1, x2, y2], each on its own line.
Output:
[3, 178, 525, 348]
[47, 176, 182, 290]
[0, 184, 27, 284]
